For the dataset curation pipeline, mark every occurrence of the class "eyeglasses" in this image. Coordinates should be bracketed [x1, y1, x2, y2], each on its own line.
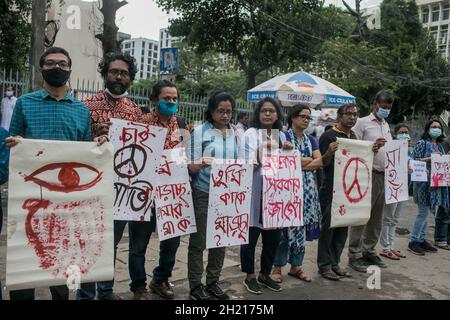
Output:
[43, 60, 70, 70]
[215, 109, 233, 116]
[295, 114, 312, 121]
[343, 112, 359, 118]
[260, 109, 277, 114]
[108, 69, 130, 78]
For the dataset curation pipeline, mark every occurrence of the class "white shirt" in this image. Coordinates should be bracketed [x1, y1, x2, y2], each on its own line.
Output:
[1, 96, 17, 131]
[352, 113, 392, 172]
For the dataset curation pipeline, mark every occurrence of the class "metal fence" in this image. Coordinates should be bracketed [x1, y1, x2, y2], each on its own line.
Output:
[0, 70, 254, 124]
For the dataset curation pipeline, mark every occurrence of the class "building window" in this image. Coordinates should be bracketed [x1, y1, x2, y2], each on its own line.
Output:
[154, 45, 159, 51]
[147, 72, 151, 78]
[140, 71, 143, 79]
[432, 5, 440, 22]
[142, 41, 146, 48]
[166, 39, 169, 47]
[443, 3, 449, 20]
[141, 49, 145, 56]
[153, 52, 158, 58]
[440, 26, 448, 45]
[422, 7, 429, 23]
[431, 26, 439, 41]
[132, 49, 134, 55]
[148, 58, 151, 64]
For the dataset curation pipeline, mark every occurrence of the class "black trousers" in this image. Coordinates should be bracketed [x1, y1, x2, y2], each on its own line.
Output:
[240, 227, 282, 275]
[317, 188, 348, 273]
[9, 285, 69, 300]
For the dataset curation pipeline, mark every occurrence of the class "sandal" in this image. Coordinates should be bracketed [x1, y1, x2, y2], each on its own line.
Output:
[332, 267, 352, 278]
[271, 267, 283, 283]
[319, 270, 340, 281]
[288, 268, 312, 282]
[391, 250, 406, 258]
[380, 251, 400, 260]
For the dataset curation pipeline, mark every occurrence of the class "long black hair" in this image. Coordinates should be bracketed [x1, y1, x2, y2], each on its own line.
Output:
[421, 118, 445, 143]
[205, 92, 236, 123]
[251, 97, 283, 130]
[287, 104, 311, 129]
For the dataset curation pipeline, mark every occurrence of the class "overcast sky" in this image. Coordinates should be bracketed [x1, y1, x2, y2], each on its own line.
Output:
[115, 0, 382, 41]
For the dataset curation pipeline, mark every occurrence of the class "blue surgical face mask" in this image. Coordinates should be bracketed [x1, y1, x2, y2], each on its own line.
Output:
[397, 133, 410, 141]
[429, 128, 442, 138]
[376, 108, 391, 119]
[158, 100, 178, 116]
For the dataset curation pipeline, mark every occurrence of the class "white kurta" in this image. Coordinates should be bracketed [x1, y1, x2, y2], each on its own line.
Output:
[1, 96, 17, 130]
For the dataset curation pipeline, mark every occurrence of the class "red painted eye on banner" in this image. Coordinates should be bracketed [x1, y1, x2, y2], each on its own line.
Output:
[25, 162, 103, 193]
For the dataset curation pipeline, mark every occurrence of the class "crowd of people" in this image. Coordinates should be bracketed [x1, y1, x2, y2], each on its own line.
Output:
[0, 46, 449, 300]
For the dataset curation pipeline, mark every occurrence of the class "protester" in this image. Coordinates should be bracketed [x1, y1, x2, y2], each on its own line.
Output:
[409, 119, 449, 255]
[131, 80, 191, 300]
[1, 85, 17, 130]
[239, 97, 292, 295]
[348, 89, 394, 272]
[271, 104, 322, 283]
[236, 112, 249, 134]
[6, 47, 103, 300]
[380, 123, 412, 260]
[317, 103, 358, 280]
[0, 127, 9, 300]
[187, 92, 240, 300]
[435, 135, 450, 250]
[78, 52, 142, 300]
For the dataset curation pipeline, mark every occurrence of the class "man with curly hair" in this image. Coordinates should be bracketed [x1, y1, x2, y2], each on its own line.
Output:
[77, 52, 150, 300]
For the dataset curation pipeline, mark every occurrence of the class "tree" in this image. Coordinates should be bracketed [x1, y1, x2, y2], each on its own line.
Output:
[156, 0, 332, 91]
[318, 0, 450, 120]
[96, 0, 128, 55]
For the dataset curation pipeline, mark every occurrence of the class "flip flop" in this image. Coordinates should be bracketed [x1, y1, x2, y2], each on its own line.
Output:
[320, 271, 340, 281]
[380, 251, 400, 260]
[391, 250, 406, 258]
[288, 268, 312, 282]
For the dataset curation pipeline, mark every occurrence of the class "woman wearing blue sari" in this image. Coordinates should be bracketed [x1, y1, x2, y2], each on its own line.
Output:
[408, 119, 449, 255]
[271, 104, 323, 283]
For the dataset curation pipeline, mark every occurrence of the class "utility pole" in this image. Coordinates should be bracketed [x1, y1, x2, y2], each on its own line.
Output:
[30, 0, 46, 91]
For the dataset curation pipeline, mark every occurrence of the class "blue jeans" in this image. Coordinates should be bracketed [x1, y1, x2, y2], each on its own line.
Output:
[273, 228, 305, 268]
[435, 206, 450, 245]
[128, 219, 180, 291]
[77, 220, 127, 300]
[411, 204, 431, 243]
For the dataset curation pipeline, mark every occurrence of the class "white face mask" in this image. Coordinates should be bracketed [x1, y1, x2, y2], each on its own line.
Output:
[5, 91, 13, 97]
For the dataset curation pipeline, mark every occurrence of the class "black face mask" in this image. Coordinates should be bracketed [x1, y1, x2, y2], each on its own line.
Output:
[106, 80, 128, 95]
[42, 68, 71, 87]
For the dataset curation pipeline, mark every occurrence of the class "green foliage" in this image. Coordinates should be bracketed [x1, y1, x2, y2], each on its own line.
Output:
[156, 0, 340, 90]
[318, 0, 450, 120]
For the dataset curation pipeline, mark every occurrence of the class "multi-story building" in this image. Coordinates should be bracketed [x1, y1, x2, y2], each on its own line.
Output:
[159, 28, 183, 49]
[417, 0, 450, 59]
[121, 37, 160, 80]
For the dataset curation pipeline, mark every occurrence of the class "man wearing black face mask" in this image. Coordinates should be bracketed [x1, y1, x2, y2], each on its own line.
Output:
[5, 47, 107, 300]
[77, 52, 148, 300]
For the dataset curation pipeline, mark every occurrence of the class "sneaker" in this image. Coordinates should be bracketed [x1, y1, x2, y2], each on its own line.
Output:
[419, 240, 438, 252]
[363, 254, 387, 268]
[206, 282, 230, 300]
[133, 288, 150, 300]
[243, 278, 262, 295]
[149, 281, 174, 300]
[257, 274, 282, 292]
[189, 285, 214, 300]
[348, 258, 368, 273]
[408, 242, 426, 256]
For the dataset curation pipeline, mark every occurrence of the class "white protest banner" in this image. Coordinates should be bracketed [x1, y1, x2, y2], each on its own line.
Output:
[431, 154, 450, 187]
[206, 159, 253, 249]
[331, 138, 373, 228]
[410, 160, 428, 182]
[154, 149, 197, 241]
[261, 149, 303, 229]
[109, 119, 167, 221]
[385, 140, 409, 204]
[6, 139, 114, 291]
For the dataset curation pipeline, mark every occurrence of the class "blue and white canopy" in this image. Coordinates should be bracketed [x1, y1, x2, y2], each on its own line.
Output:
[247, 71, 355, 107]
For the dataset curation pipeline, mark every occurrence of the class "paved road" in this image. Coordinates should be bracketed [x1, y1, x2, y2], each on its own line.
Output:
[1, 196, 449, 300]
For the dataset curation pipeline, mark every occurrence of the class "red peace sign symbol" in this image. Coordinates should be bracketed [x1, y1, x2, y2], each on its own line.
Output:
[342, 157, 370, 204]
[114, 144, 147, 178]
